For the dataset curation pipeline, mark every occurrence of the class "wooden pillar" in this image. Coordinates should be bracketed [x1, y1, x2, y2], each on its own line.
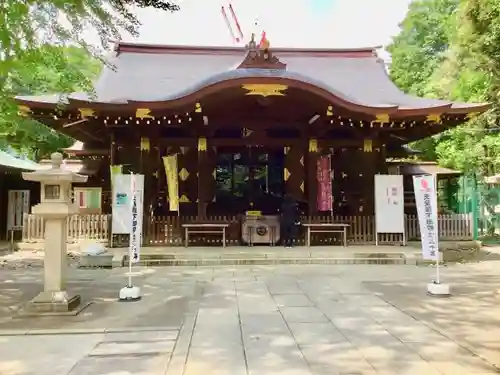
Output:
[197, 137, 208, 218]
[283, 145, 305, 203]
[140, 136, 153, 223]
[307, 139, 319, 215]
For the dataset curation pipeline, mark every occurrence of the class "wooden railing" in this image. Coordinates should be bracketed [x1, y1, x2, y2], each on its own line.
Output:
[21, 213, 473, 245]
[22, 214, 110, 243]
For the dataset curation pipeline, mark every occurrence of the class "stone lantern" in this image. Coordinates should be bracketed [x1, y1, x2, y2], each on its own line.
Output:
[22, 152, 88, 314]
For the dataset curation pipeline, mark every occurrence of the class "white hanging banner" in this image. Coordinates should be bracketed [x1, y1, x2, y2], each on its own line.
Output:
[374, 175, 405, 233]
[413, 175, 439, 260]
[112, 174, 144, 237]
[129, 175, 140, 263]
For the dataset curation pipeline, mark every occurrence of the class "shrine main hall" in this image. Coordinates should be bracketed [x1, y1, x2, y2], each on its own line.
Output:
[15, 36, 487, 246]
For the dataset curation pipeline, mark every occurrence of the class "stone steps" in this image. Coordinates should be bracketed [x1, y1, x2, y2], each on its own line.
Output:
[116, 251, 409, 267]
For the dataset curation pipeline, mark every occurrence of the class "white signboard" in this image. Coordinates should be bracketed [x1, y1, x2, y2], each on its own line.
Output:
[413, 175, 439, 260]
[112, 174, 144, 238]
[7, 190, 30, 231]
[374, 175, 405, 234]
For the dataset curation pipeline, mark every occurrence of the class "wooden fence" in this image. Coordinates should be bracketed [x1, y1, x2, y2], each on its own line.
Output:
[22, 213, 473, 246]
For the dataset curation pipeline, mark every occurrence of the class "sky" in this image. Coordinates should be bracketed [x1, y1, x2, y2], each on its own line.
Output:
[86, 0, 413, 59]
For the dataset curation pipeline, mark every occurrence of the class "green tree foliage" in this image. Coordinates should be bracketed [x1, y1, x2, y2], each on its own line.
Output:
[0, 46, 102, 159]
[0, 0, 178, 158]
[387, 0, 500, 175]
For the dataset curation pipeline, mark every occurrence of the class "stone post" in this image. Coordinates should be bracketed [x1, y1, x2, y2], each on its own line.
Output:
[22, 152, 88, 314]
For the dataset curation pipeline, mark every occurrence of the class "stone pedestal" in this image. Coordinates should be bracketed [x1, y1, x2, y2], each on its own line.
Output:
[22, 152, 88, 315]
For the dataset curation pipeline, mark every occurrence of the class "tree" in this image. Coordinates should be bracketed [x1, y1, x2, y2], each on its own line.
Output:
[0, 0, 179, 95]
[386, 0, 499, 175]
[0, 0, 179, 157]
[0, 46, 102, 159]
[387, 0, 459, 96]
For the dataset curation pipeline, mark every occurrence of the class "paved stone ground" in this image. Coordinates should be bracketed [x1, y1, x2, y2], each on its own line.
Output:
[0, 261, 500, 374]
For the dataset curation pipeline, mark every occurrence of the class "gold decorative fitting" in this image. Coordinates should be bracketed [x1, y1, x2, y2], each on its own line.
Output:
[309, 139, 318, 152]
[136, 108, 153, 119]
[78, 108, 94, 118]
[179, 168, 190, 181]
[153, 170, 159, 178]
[195, 102, 202, 113]
[375, 113, 389, 123]
[326, 105, 333, 116]
[140, 137, 150, 151]
[300, 181, 304, 192]
[242, 84, 287, 97]
[299, 156, 304, 166]
[242, 128, 253, 137]
[426, 114, 442, 123]
[198, 137, 207, 151]
[466, 112, 480, 120]
[284, 168, 291, 181]
[284, 146, 290, 155]
[17, 105, 31, 117]
[179, 195, 190, 203]
[363, 139, 373, 152]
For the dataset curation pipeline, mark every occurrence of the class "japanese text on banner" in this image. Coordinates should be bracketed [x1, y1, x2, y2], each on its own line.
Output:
[413, 175, 439, 260]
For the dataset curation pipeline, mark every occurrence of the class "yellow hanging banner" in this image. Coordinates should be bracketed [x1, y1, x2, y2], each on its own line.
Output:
[163, 155, 179, 212]
[109, 165, 123, 186]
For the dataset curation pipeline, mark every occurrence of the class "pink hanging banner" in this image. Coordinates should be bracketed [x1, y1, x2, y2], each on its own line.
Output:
[317, 155, 333, 211]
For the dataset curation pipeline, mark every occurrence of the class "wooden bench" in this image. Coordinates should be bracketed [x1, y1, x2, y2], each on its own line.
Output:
[181, 223, 230, 247]
[303, 223, 350, 247]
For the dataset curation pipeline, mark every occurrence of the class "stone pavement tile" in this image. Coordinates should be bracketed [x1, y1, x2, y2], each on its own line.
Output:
[245, 344, 312, 375]
[183, 346, 247, 375]
[103, 330, 178, 342]
[305, 291, 345, 303]
[165, 313, 196, 375]
[325, 312, 378, 332]
[0, 334, 104, 375]
[342, 294, 389, 306]
[382, 322, 447, 343]
[242, 331, 298, 349]
[288, 322, 347, 345]
[91, 340, 176, 356]
[240, 313, 290, 334]
[274, 294, 314, 307]
[300, 342, 376, 374]
[428, 360, 498, 375]
[407, 341, 499, 373]
[280, 307, 329, 323]
[69, 354, 169, 375]
[266, 279, 303, 294]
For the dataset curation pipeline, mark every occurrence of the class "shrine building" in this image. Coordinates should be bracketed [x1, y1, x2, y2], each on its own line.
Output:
[14, 36, 488, 246]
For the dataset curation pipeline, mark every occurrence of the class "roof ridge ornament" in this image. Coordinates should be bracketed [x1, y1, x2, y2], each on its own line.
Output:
[237, 33, 286, 70]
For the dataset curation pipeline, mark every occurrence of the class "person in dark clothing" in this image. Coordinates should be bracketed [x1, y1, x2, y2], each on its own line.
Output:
[280, 194, 300, 248]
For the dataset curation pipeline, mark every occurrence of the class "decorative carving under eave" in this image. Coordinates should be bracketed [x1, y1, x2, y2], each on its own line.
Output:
[237, 33, 286, 70]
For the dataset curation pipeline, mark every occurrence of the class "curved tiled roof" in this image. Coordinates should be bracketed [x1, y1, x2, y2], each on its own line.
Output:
[16, 42, 488, 114]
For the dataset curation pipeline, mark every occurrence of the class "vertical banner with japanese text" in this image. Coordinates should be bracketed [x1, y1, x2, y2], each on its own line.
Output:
[163, 155, 179, 212]
[316, 155, 333, 212]
[130, 174, 140, 263]
[413, 175, 439, 260]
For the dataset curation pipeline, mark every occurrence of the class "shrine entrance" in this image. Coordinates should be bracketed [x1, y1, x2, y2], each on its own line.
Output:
[214, 146, 286, 215]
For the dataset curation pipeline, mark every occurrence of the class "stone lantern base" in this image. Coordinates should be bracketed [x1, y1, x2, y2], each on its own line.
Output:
[22, 291, 86, 316]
